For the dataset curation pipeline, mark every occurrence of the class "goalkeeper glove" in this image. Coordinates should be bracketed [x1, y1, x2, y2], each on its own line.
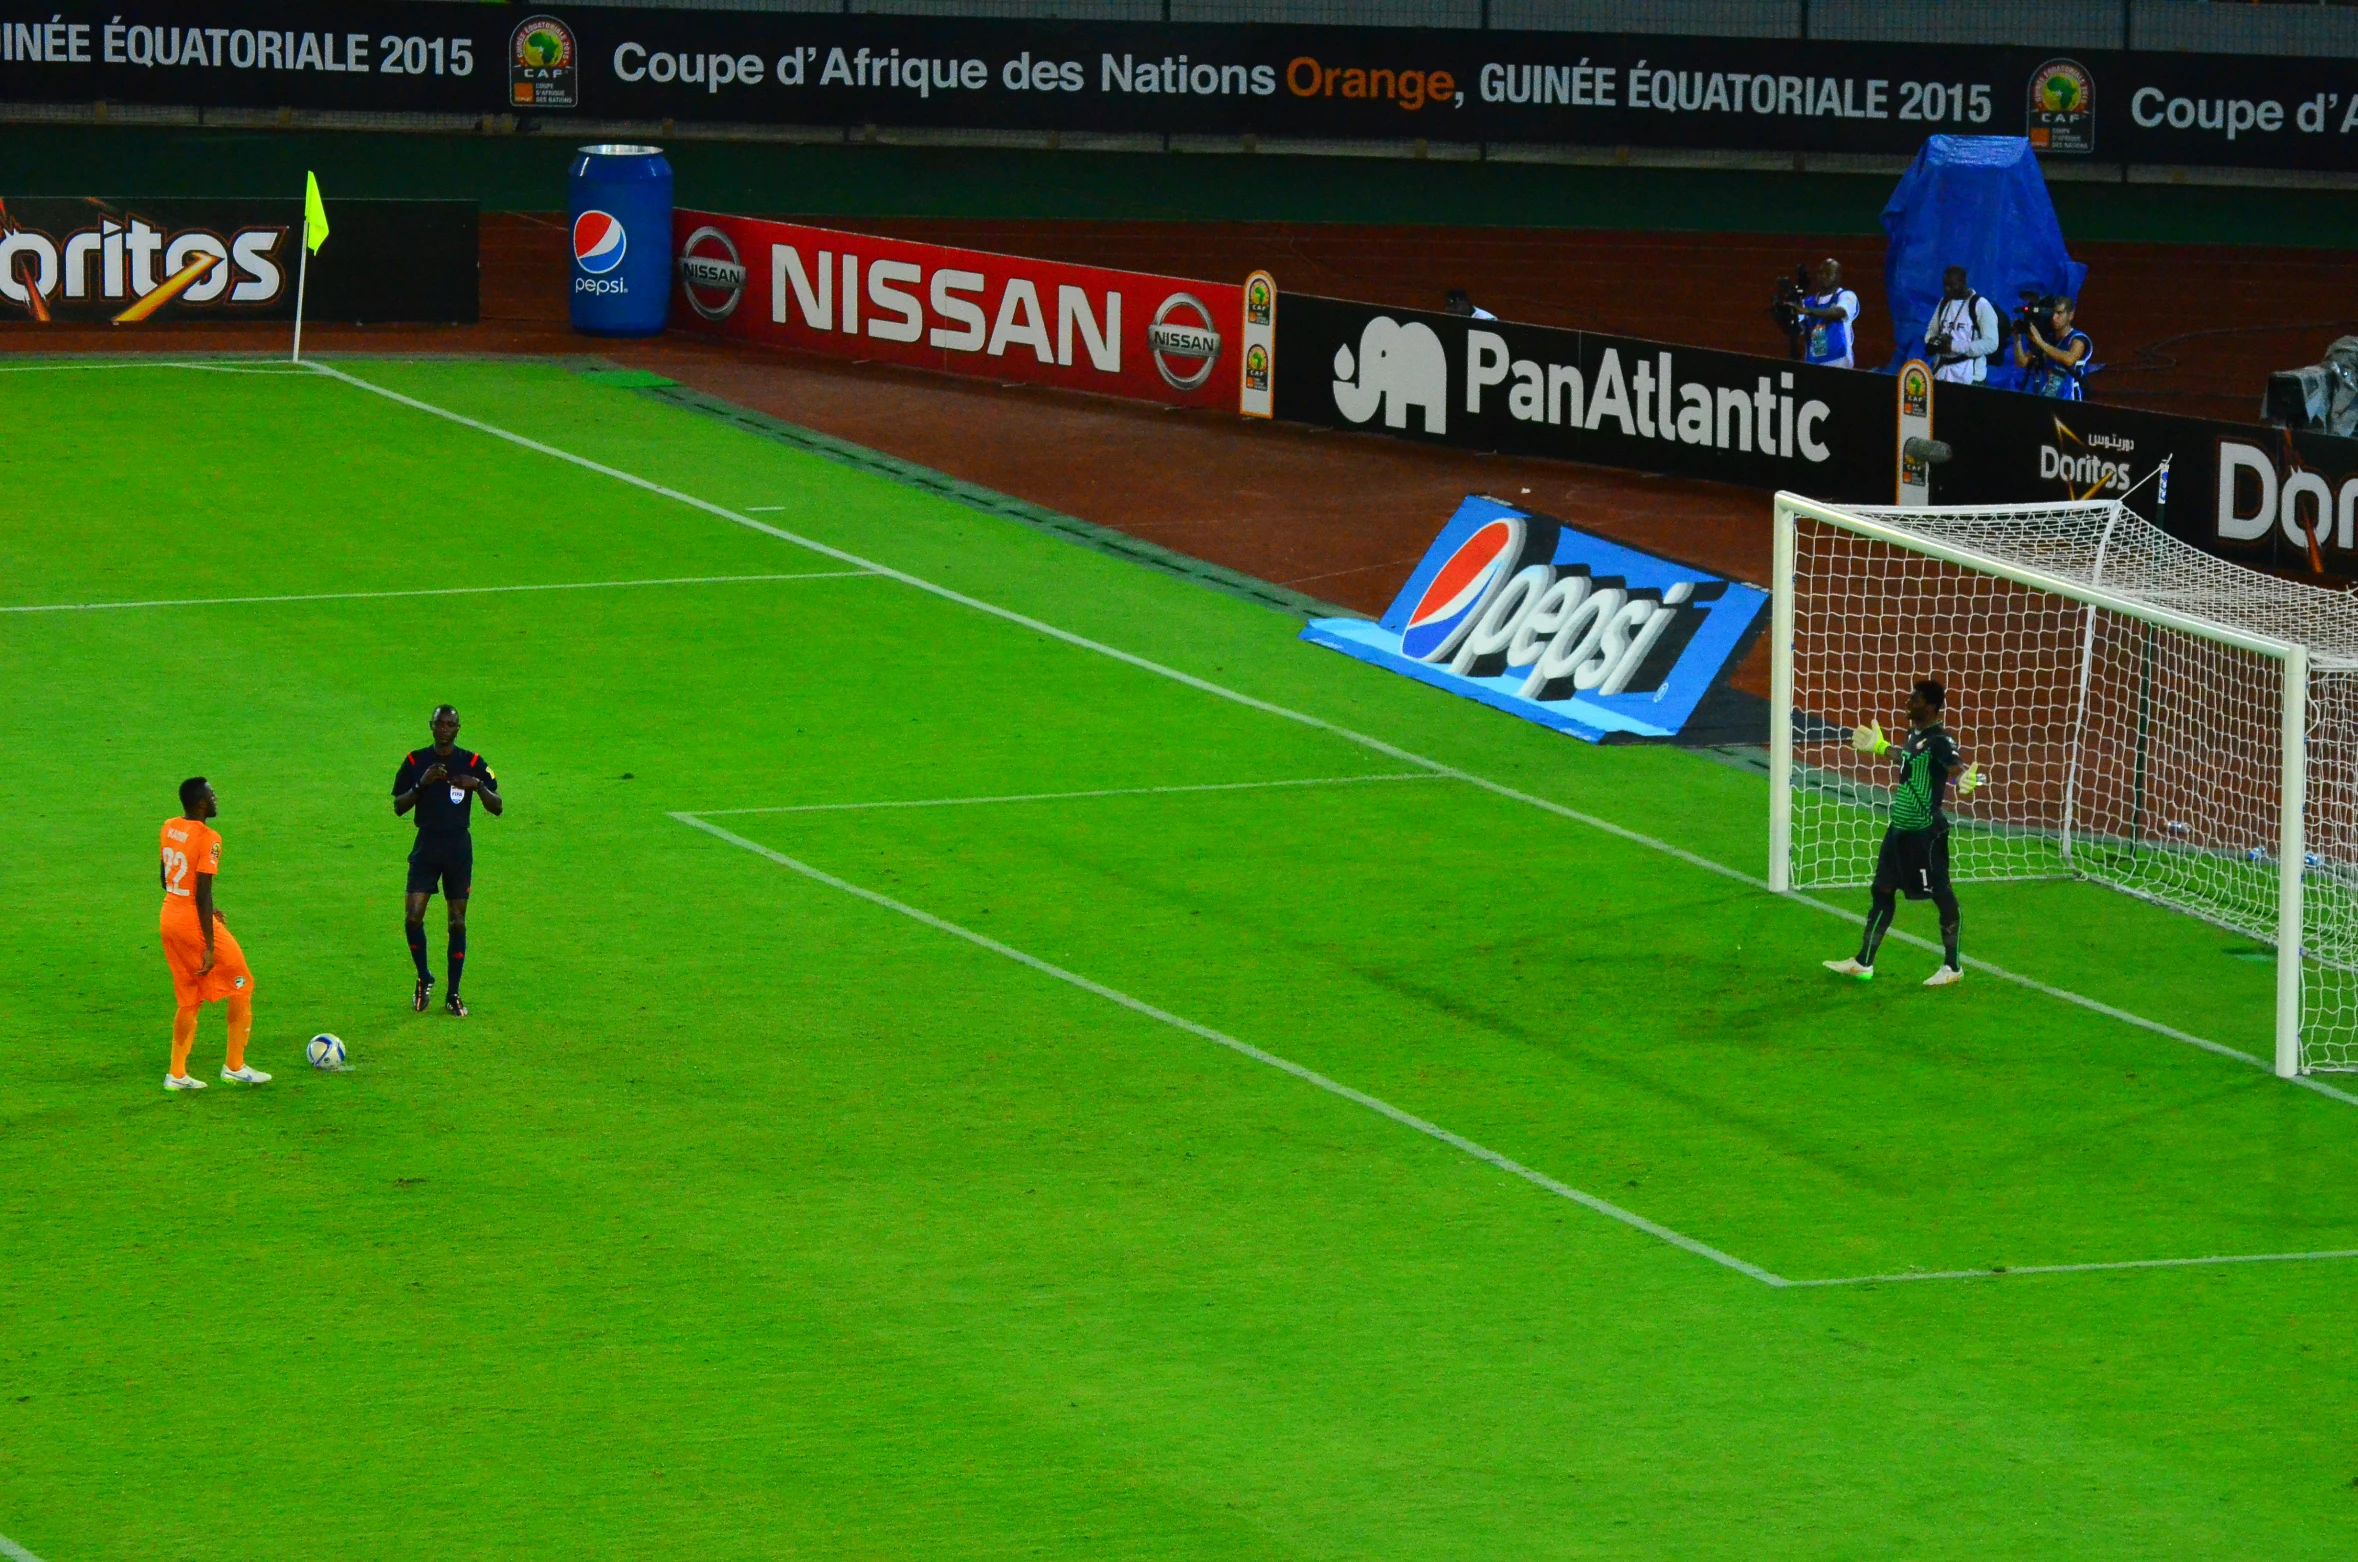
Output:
[1851, 720, 1889, 756]
[1956, 762, 1982, 798]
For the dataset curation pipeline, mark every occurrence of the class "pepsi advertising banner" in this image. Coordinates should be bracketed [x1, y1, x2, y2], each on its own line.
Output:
[1929, 381, 2358, 587]
[1303, 496, 1768, 744]
[1273, 292, 1895, 502]
[0, 197, 474, 324]
[9, 5, 2358, 173]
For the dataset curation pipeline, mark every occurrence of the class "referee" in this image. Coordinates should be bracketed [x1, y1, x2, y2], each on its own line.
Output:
[394, 704, 502, 1016]
[1824, 679, 1978, 987]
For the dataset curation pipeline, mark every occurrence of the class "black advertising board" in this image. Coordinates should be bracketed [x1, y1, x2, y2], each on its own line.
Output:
[5, 6, 2358, 172]
[1273, 291, 1895, 504]
[0, 197, 476, 324]
[1930, 381, 2358, 586]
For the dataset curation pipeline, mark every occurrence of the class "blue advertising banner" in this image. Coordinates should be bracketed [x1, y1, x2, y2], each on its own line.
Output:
[1302, 495, 1767, 743]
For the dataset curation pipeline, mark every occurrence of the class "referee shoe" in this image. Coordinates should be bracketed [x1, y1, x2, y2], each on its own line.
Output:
[412, 973, 434, 1013]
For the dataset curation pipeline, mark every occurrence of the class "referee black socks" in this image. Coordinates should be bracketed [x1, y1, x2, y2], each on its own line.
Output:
[406, 919, 431, 981]
[447, 925, 467, 996]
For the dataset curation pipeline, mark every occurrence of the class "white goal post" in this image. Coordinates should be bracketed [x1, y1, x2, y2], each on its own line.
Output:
[1768, 491, 2358, 1078]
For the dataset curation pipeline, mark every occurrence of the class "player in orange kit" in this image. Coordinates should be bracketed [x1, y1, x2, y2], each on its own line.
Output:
[159, 777, 270, 1090]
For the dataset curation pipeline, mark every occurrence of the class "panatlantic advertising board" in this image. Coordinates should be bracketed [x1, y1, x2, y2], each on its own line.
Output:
[5, 5, 2358, 171]
[671, 210, 1239, 409]
[1274, 292, 1896, 502]
[1303, 496, 1768, 744]
[0, 197, 475, 324]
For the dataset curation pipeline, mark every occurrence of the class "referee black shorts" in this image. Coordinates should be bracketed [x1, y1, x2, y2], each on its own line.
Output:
[406, 837, 474, 899]
[1873, 825, 1951, 903]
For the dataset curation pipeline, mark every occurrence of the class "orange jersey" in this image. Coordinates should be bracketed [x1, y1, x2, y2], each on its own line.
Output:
[158, 816, 251, 1005]
[160, 816, 222, 903]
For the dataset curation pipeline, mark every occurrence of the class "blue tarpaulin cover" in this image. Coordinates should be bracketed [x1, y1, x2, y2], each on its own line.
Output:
[1882, 135, 2087, 385]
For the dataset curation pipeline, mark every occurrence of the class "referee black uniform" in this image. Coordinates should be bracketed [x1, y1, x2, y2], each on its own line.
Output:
[396, 742, 497, 1013]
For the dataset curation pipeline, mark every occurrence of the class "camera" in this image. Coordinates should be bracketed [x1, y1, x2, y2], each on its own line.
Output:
[2009, 290, 2051, 342]
[2263, 336, 2358, 437]
[1768, 264, 1812, 358]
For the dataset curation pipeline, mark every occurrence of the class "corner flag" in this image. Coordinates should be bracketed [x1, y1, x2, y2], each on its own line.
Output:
[303, 171, 330, 253]
[292, 171, 327, 363]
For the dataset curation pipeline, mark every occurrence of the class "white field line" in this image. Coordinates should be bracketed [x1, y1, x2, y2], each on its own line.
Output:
[671, 809, 1792, 1288]
[0, 571, 875, 616]
[0, 1531, 46, 1562]
[0, 358, 301, 375]
[697, 772, 1443, 817]
[308, 360, 2358, 1113]
[1792, 1247, 2358, 1287]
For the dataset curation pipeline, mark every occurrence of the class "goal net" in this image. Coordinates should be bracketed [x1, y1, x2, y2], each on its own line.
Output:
[1769, 493, 2358, 1076]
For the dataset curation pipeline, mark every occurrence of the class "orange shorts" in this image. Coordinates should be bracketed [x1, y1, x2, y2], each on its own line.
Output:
[160, 900, 254, 1008]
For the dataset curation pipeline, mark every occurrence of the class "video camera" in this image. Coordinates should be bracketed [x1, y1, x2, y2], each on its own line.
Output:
[2263, 336, 2358, 438]
[1768, 264, 1812, 359]
[2008, 289, 2052, 344]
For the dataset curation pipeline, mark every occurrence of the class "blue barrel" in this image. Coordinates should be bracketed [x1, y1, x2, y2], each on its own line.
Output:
[568, 143, 672, 337]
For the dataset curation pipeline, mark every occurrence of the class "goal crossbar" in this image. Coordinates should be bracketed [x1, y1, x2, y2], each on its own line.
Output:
[1770, 492, 2319, 1079]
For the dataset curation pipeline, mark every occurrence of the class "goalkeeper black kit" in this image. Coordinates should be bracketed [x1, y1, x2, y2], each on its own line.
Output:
[1861, 723, 1963, 969]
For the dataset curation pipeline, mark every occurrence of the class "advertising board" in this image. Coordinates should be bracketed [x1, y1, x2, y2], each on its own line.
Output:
[672, 210, 1239, 409]
[1302, 495, 1768, 744]
[5, 6, 2358, 173]
[1929, 381, 2358, 587]
[0, 196, 475, 323]
[1273, 292, 1896, 503]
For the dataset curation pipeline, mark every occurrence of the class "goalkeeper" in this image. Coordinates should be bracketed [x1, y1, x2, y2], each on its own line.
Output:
[1825, 678, 1979, 987]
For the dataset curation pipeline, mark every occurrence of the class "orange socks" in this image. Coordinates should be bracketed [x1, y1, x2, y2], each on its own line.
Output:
[225, 992, 252, 1072]
[171, 1006, 198, 1078]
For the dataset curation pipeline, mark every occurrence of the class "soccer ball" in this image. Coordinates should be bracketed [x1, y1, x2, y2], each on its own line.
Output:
[306, 1033, 348, 1071]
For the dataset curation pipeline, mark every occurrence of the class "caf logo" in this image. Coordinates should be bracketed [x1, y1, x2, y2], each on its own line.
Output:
[2027, 58, 2093, 155]
[511, 15, 580, 109]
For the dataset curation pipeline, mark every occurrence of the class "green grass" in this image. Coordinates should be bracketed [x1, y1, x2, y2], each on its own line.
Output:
[6, 356, 2358, 1559]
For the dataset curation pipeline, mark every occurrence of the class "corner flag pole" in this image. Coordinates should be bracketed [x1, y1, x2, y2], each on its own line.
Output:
[292, 170, 329, 364]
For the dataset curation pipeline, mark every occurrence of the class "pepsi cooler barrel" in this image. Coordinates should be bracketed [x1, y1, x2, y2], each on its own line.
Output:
[569, 144, 672, 337]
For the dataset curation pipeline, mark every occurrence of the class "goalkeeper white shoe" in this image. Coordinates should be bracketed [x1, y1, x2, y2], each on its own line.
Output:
[164, 1073, 207, 1091]
[1923, 965, 1965, 988]
[221, 1065, 273, 1084]
[1823, 958, 1873, 980]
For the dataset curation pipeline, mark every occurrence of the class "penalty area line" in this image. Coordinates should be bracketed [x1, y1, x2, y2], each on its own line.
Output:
[0, 1531, 47, 1562]
[306, 360, 2356, 1112]
[669, 809, 1794, 1290]
[0, 571, 876, 616]
[695, 772, 1446, 816]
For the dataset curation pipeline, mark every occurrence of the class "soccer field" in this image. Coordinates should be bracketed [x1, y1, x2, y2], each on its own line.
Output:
[9, 355, 2358, 1558]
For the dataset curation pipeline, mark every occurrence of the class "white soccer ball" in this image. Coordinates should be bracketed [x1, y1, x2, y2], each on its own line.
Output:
[306, 1033, 348, 1070]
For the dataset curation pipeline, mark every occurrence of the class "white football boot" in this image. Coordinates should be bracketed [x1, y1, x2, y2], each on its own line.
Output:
[221, 1065, 273, 1084]
[1822, 958, 1873, 980]
[1923, 965, 1965, 988]
[164, 1073, 207, 1091]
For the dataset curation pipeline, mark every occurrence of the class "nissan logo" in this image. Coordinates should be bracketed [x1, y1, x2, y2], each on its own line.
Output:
[677, 225, 746, 322]
[1149, 292, 1221, 392]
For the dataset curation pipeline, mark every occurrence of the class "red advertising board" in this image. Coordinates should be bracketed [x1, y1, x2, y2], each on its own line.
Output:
[672, 210, 1242, 411]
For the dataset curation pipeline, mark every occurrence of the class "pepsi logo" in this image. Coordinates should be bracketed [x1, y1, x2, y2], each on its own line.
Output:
[573, 210, 627, 276]
[1400, 517, 1524, 664]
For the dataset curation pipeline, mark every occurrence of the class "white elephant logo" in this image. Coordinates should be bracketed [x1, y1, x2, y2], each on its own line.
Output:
[1331, 317, 1448, 434]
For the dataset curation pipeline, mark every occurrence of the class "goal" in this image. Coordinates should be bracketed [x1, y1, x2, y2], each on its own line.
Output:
[1767, 492, 2358, 1077]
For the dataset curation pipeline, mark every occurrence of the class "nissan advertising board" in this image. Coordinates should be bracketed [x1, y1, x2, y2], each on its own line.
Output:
[672, 211, 1239, 410]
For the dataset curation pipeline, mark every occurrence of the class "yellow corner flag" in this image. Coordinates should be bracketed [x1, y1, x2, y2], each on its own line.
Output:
[303, 171, 329, 253]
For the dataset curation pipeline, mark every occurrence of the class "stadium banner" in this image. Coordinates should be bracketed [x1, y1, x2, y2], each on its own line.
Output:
[0, 197, 476, 324]
[1929, 382, 2358, 586]
[7, 5, 2358, 172]
[1273, 291, 1895, 502]
[671, 210, 1238, 409]
[1302, 494, 1768, 744]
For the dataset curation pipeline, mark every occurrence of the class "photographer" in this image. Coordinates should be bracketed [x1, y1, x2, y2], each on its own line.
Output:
[1924, 266, 2000, 385]
[1793, 258, 1860, 369]
[2013, 295, 2092, 400]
